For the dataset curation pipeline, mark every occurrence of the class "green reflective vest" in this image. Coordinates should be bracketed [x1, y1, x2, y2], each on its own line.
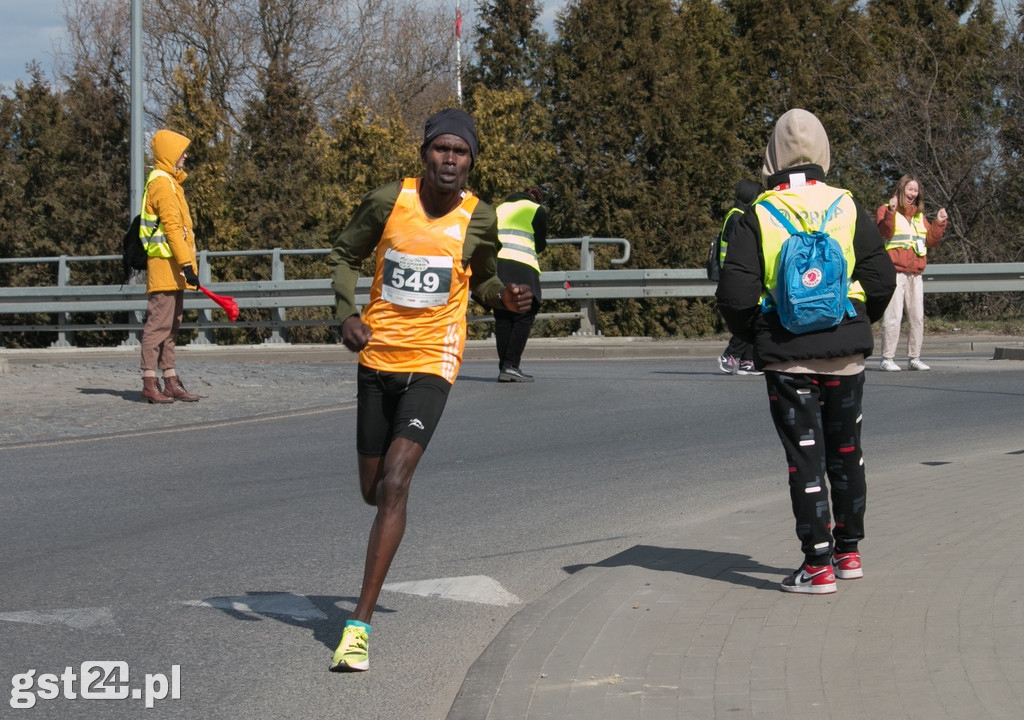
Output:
[496, 199, 541, 273]
[886, 211, 928, 256]
[139, 169, 176, 259]
[717, 206, 745, 268]
[754, 184, 866, 307]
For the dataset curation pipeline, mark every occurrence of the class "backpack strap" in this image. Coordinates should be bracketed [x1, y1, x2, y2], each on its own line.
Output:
[756, 201, 794, 313]
[758, 200, 798, 236]
[818, 195, 845, 232]
[817, 195, 857, 318]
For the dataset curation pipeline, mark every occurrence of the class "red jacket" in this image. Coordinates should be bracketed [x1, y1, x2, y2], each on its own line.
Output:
[875, 205, 946, 274]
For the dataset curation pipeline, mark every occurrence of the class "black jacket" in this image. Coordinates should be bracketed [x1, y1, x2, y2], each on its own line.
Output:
[715, 165, 896, 369]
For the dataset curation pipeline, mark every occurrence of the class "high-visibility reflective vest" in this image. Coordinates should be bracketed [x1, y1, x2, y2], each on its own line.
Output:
[496, 199, 541, 273]
[139, 168, 176, 259]
[755, 184, 866, 307]
[717, 206, 744, 268]
[886, 211, 928, 256]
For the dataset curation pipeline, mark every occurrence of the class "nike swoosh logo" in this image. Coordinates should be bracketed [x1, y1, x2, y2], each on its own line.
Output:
[797, 568, 830, 583]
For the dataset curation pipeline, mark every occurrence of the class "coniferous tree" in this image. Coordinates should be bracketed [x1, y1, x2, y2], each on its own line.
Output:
[467, 0, 548, 91]
[996, 1, 1024, 264]
[162, 50, 233, 259]
[0, 71, 68, 279]
[465, 0, 554, 206]
[230, 61, 323, 254]
[324, 97, 420, 224]
[722, 0, 872, 192]
[56, 65, 132, 279]
[548, 0, 743, 336]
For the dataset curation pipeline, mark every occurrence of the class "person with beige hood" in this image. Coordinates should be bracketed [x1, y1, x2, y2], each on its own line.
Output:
[139, 129, 200, 403]
[717, 109, 895, 594]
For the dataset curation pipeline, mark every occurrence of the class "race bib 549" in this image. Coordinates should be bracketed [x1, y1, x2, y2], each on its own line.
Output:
[380, 249, 453, 308]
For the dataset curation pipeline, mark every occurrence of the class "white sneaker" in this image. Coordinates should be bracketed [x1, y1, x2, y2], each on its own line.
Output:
[908, 358, 930, 371]
[879, 358, 901, 372]
[718, 355, 739, 375]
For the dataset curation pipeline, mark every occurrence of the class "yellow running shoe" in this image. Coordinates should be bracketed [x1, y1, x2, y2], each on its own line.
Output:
[330, 624, 369, 672]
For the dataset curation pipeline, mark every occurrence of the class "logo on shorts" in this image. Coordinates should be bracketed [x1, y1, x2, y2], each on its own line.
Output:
[408, 419, 424, 430]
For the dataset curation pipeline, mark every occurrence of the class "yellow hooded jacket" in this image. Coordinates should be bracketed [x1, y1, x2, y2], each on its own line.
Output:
[145, 130, 196, 294]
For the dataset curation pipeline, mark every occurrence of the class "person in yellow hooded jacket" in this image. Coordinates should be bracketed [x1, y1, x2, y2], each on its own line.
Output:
[139, 129, 200, 403]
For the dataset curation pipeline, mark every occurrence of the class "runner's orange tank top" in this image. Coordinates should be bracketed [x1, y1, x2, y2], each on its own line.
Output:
[359, 178, 479, 383]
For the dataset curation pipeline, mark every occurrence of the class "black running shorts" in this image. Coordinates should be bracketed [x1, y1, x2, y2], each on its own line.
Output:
[356, 364, 452, 456]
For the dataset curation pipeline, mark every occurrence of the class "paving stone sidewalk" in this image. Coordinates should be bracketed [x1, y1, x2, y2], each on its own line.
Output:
[449, 447, 1024, 720]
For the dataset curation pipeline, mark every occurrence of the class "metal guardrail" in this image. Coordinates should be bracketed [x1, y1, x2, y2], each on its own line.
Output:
[0, 238, 634, 346]
[2, 243, 1023, 347]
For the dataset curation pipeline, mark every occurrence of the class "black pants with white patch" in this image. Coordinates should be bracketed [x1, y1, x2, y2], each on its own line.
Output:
[764, 370, 867, 566]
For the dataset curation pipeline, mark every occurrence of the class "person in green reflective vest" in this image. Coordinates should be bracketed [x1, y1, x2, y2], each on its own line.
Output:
[875, 174, 948, 372]
[711, 179, 762, 375]
[494, 187, 547, 382]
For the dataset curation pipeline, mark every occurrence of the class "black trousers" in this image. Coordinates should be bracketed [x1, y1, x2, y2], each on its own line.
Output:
[764, 370, 867, 565]
[723, 334, 754, 361]
[494, 305, 538, 369]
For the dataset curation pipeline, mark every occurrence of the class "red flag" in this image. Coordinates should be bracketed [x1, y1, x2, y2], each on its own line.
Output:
[199, 285, 240, 322]
[455, 8, 462, 38]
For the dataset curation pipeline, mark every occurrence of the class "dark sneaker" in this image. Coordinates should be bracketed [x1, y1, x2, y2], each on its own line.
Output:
[832, 551, 863, 580]
[718, 355, 739, 374]
[737, 360, 763, 376]
[780, 563, 837, 594]
[498, 366, 534, 383]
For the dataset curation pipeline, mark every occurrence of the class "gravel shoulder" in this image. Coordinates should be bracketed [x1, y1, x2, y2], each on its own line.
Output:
[0, 359, 357, 446]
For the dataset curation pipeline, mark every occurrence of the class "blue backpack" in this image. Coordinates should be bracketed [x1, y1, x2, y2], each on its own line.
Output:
[759, 196, 856, 334]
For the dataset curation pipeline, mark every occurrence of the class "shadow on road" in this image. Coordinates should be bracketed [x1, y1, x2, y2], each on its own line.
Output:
[564, 544, 787, 590]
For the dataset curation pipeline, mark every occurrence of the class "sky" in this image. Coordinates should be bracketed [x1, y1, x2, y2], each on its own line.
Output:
[0, 0, 67, 91]
[0, 0, 564, 93]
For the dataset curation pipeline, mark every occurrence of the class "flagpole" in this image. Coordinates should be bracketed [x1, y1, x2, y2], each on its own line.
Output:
[455, 0, 463, 105]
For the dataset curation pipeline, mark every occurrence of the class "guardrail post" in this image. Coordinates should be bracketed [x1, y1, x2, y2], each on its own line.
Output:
[121, 274, 144, 347]
[576, 238, 598, 336]
[266, 249, 288, 344]
[190, 251, 215, 345]
[51, 257, 74, 347]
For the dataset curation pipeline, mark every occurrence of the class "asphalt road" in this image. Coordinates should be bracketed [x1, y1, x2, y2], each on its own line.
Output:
[1, 351, 1022, 719]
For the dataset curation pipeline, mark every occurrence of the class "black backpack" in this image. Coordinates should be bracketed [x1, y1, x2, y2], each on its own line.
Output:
[121, 214, 147, 283]
[705, 232, 721, 282]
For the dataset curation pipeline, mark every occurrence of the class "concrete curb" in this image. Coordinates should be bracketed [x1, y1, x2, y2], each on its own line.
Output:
[1, 333, 1021, 365]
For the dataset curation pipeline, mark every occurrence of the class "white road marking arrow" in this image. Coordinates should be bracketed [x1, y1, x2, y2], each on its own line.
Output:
[184, 592, 327, 620]
[382, 575, 520, 606]
[0, 607, 116, 632]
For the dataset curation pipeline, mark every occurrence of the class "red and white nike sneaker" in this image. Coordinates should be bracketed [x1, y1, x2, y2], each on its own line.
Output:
[781, 563, 837, 594]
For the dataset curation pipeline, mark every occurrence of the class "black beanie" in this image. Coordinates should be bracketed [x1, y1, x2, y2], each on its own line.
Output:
[734, 179, 761, 206]
[422, 108, 479, 165]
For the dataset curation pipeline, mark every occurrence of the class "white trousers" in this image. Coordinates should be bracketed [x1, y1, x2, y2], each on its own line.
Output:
[881, 271, 924, 360]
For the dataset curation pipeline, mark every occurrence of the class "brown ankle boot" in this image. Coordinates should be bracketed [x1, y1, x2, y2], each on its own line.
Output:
[142, 376, 174, 404]
[163, 375, 199, 402]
